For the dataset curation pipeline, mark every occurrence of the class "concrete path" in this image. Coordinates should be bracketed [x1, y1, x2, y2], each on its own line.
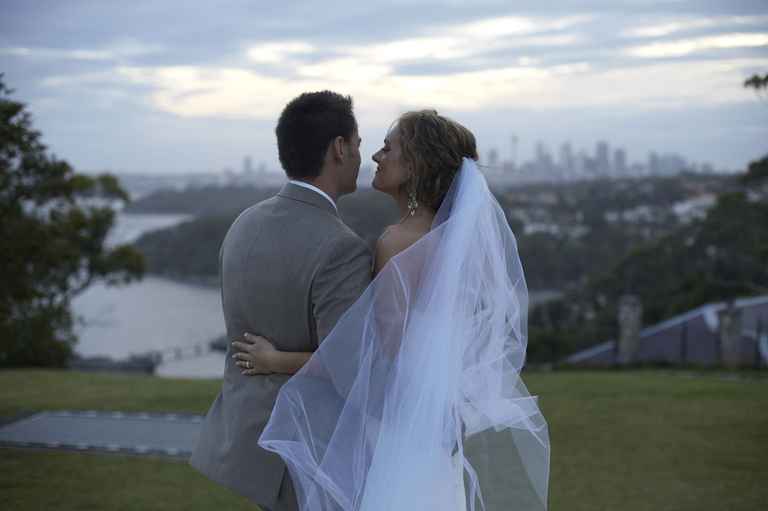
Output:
[0, 410, 203, 459]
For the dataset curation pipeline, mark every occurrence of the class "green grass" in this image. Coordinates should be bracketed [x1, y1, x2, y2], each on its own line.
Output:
[0, 449, 256, 511]
[0, 369, 220, 417]
[1, 369, 767, 510]
[533, 370, 768, 511]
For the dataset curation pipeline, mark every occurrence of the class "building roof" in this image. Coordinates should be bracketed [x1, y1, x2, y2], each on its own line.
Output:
[563, 294, 768, 366]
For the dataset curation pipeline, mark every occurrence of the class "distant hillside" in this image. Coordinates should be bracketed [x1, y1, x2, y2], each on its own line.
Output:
[131, 173, 736, 290]
[127, 166, 768, 367]
[133, 188, 399, 281]
[125, 184, 281, 216]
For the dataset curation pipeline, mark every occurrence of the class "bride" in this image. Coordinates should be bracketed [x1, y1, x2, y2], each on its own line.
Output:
[239, 110, 549, 510]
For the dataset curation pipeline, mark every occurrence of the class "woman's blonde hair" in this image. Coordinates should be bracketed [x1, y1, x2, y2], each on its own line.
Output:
[397, 109, 478, 211]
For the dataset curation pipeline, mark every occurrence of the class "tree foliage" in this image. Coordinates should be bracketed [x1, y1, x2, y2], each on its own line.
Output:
[744, 73, 768, 91]
[529, 165, 768, 364]
[0, 75, 145, 367]
[744, 72, 768, 103]
[134, 214, 232, 282]
[741, 154, 768, 185]
[593, 191, 768, 322]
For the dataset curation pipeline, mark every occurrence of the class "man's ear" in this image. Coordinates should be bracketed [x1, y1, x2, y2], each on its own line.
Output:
[332, 136, 345, 161]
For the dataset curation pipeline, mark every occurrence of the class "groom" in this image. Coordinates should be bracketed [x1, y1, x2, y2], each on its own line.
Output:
[190, 91, 372, 511]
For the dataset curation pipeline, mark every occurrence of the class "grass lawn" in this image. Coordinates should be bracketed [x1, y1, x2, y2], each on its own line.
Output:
[1, 369, 767, 510]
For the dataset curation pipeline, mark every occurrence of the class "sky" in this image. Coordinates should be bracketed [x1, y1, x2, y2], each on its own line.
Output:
[1, 0, 767, 175]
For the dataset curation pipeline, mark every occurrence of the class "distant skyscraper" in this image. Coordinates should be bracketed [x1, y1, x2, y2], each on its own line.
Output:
[509, 135, 518, 168]
[575, 150, 588, 175]
[629, 163, 644, 176]
[596, 141, 610, 175]
[613, 148, 627, 176]
[659, 153, 687, 175]
[487, 148, 499, 168]
[535, 141, 554, 174]
[243, 155, 253, 174]
[648, 151, 660, 175]
[559, 142, 574, 173]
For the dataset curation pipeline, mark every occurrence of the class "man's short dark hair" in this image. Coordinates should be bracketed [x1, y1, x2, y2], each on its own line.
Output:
[276, 91, 356, 180]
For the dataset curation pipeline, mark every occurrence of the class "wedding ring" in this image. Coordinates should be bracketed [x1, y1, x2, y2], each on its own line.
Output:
[246, 361, 252, 369]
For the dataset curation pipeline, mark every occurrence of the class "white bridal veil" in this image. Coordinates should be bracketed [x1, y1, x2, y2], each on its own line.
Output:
[259, 158, 550, 511]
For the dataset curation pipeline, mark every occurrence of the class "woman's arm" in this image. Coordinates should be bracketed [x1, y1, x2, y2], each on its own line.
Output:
[231, 333, 312, 376]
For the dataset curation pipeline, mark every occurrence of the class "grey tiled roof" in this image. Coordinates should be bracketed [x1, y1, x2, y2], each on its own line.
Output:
[564, 295, 768, 367]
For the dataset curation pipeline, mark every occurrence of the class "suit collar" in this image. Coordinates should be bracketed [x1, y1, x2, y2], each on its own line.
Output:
[278, 182, 339, 217]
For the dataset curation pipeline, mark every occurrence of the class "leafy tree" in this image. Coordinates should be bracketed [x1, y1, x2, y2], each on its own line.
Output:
[0, 75, 144, 367]
[134, 214, 231, 281]
[744, 72, 768, 103]
[529, 155, 768, 362]
[744, 73, 768, 91]
[589, 182, 768, 326]
[741, 154, 768, 185]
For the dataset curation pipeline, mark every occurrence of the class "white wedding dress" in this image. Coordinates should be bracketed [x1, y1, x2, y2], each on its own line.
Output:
[259, 159, 549, 510]
[356, 410, 467, 510]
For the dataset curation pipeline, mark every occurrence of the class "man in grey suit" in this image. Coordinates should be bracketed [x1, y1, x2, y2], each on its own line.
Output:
[190, 91, 372, 511]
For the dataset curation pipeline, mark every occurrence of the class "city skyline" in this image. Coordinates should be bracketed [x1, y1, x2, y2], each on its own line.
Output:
[482, 136, 714, 180]
[222, 135, 715, 183]
[117, 135, 717, 198]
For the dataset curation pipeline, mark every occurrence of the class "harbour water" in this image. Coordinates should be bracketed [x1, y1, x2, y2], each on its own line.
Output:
[71, 213, 226, 378]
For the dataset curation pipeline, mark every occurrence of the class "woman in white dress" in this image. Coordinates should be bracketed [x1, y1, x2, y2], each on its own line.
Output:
[242, 110, 549, 510]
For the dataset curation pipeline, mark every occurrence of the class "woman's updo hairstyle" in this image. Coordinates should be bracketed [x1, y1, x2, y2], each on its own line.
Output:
[397, 109, 478, 211]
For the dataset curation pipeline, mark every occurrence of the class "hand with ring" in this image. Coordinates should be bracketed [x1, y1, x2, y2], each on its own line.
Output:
[231, 332, 278, 375]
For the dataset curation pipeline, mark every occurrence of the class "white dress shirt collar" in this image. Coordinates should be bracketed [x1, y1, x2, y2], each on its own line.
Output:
[287, 180, 338, 212]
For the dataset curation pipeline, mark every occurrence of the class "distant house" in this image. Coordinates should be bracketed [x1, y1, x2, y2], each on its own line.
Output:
[671, 193, 717, 224]
[564, 295, 768, 367]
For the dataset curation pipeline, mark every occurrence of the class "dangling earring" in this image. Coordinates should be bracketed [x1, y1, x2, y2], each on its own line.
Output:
[407, 179, 419, 216]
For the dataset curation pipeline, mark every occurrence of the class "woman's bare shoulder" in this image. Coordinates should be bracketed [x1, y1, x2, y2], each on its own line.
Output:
[374, 224, 424, 274]
[378, 224, 422, 253]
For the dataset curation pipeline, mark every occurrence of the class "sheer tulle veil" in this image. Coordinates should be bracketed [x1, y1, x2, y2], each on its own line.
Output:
[259, 158, 550, 510]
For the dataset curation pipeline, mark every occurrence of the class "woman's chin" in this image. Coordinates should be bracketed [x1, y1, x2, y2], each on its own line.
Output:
[372, 176, 399, 197]
[375, 186, 401, 203]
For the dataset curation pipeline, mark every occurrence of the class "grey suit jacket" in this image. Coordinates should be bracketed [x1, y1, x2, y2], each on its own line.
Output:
[189, 182, 372, 509]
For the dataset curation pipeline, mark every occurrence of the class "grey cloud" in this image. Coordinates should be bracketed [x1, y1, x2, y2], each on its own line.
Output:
[1, 0, 765, 173]
[2, 1, 762, 68]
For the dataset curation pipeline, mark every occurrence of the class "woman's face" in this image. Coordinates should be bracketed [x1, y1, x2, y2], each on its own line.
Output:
[372, 123, 410, 196]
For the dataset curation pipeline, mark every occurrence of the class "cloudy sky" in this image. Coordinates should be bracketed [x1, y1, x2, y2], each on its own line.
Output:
[2, 0, 767, 175]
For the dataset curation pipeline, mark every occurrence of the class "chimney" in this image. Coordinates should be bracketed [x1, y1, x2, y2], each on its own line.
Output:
[617, 295, 643, 365]
[718, 302, 743, 369]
